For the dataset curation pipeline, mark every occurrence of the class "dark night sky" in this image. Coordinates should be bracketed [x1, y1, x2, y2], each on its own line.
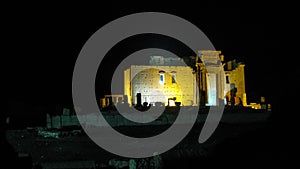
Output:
[3, 3, 283, 108]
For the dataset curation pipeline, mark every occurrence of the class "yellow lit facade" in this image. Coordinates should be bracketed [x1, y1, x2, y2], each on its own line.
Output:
[123, 51, 248, 107]
[124, 65, 196, 106]
[224, 60, 247, 106]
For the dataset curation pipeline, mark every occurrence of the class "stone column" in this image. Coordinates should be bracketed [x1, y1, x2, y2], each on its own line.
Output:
[199, 50, 225, 106]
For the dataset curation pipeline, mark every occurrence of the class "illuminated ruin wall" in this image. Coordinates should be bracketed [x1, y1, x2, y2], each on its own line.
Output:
[124, 65, 196, 106]
[199, 50, 225, 106]
[224, 64, 247, 105]
[123, 51, 247, 107]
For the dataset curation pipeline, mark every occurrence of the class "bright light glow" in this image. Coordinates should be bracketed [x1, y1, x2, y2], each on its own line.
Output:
[169, 100, 175, 106]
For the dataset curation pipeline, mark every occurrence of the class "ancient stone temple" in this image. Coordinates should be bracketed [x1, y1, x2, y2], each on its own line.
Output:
[124, 65, 196, 106]
[123, 50, 247, 107]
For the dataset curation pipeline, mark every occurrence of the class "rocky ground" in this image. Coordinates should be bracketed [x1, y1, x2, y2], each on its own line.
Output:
[5, 117, 271, 168]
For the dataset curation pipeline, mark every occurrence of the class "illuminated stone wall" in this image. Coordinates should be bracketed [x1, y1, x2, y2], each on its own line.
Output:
[124, 65, 196, 106]
[199, 50, 225, 106]
[224, 64, 247, 105]
[123, 51, 248, 107]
